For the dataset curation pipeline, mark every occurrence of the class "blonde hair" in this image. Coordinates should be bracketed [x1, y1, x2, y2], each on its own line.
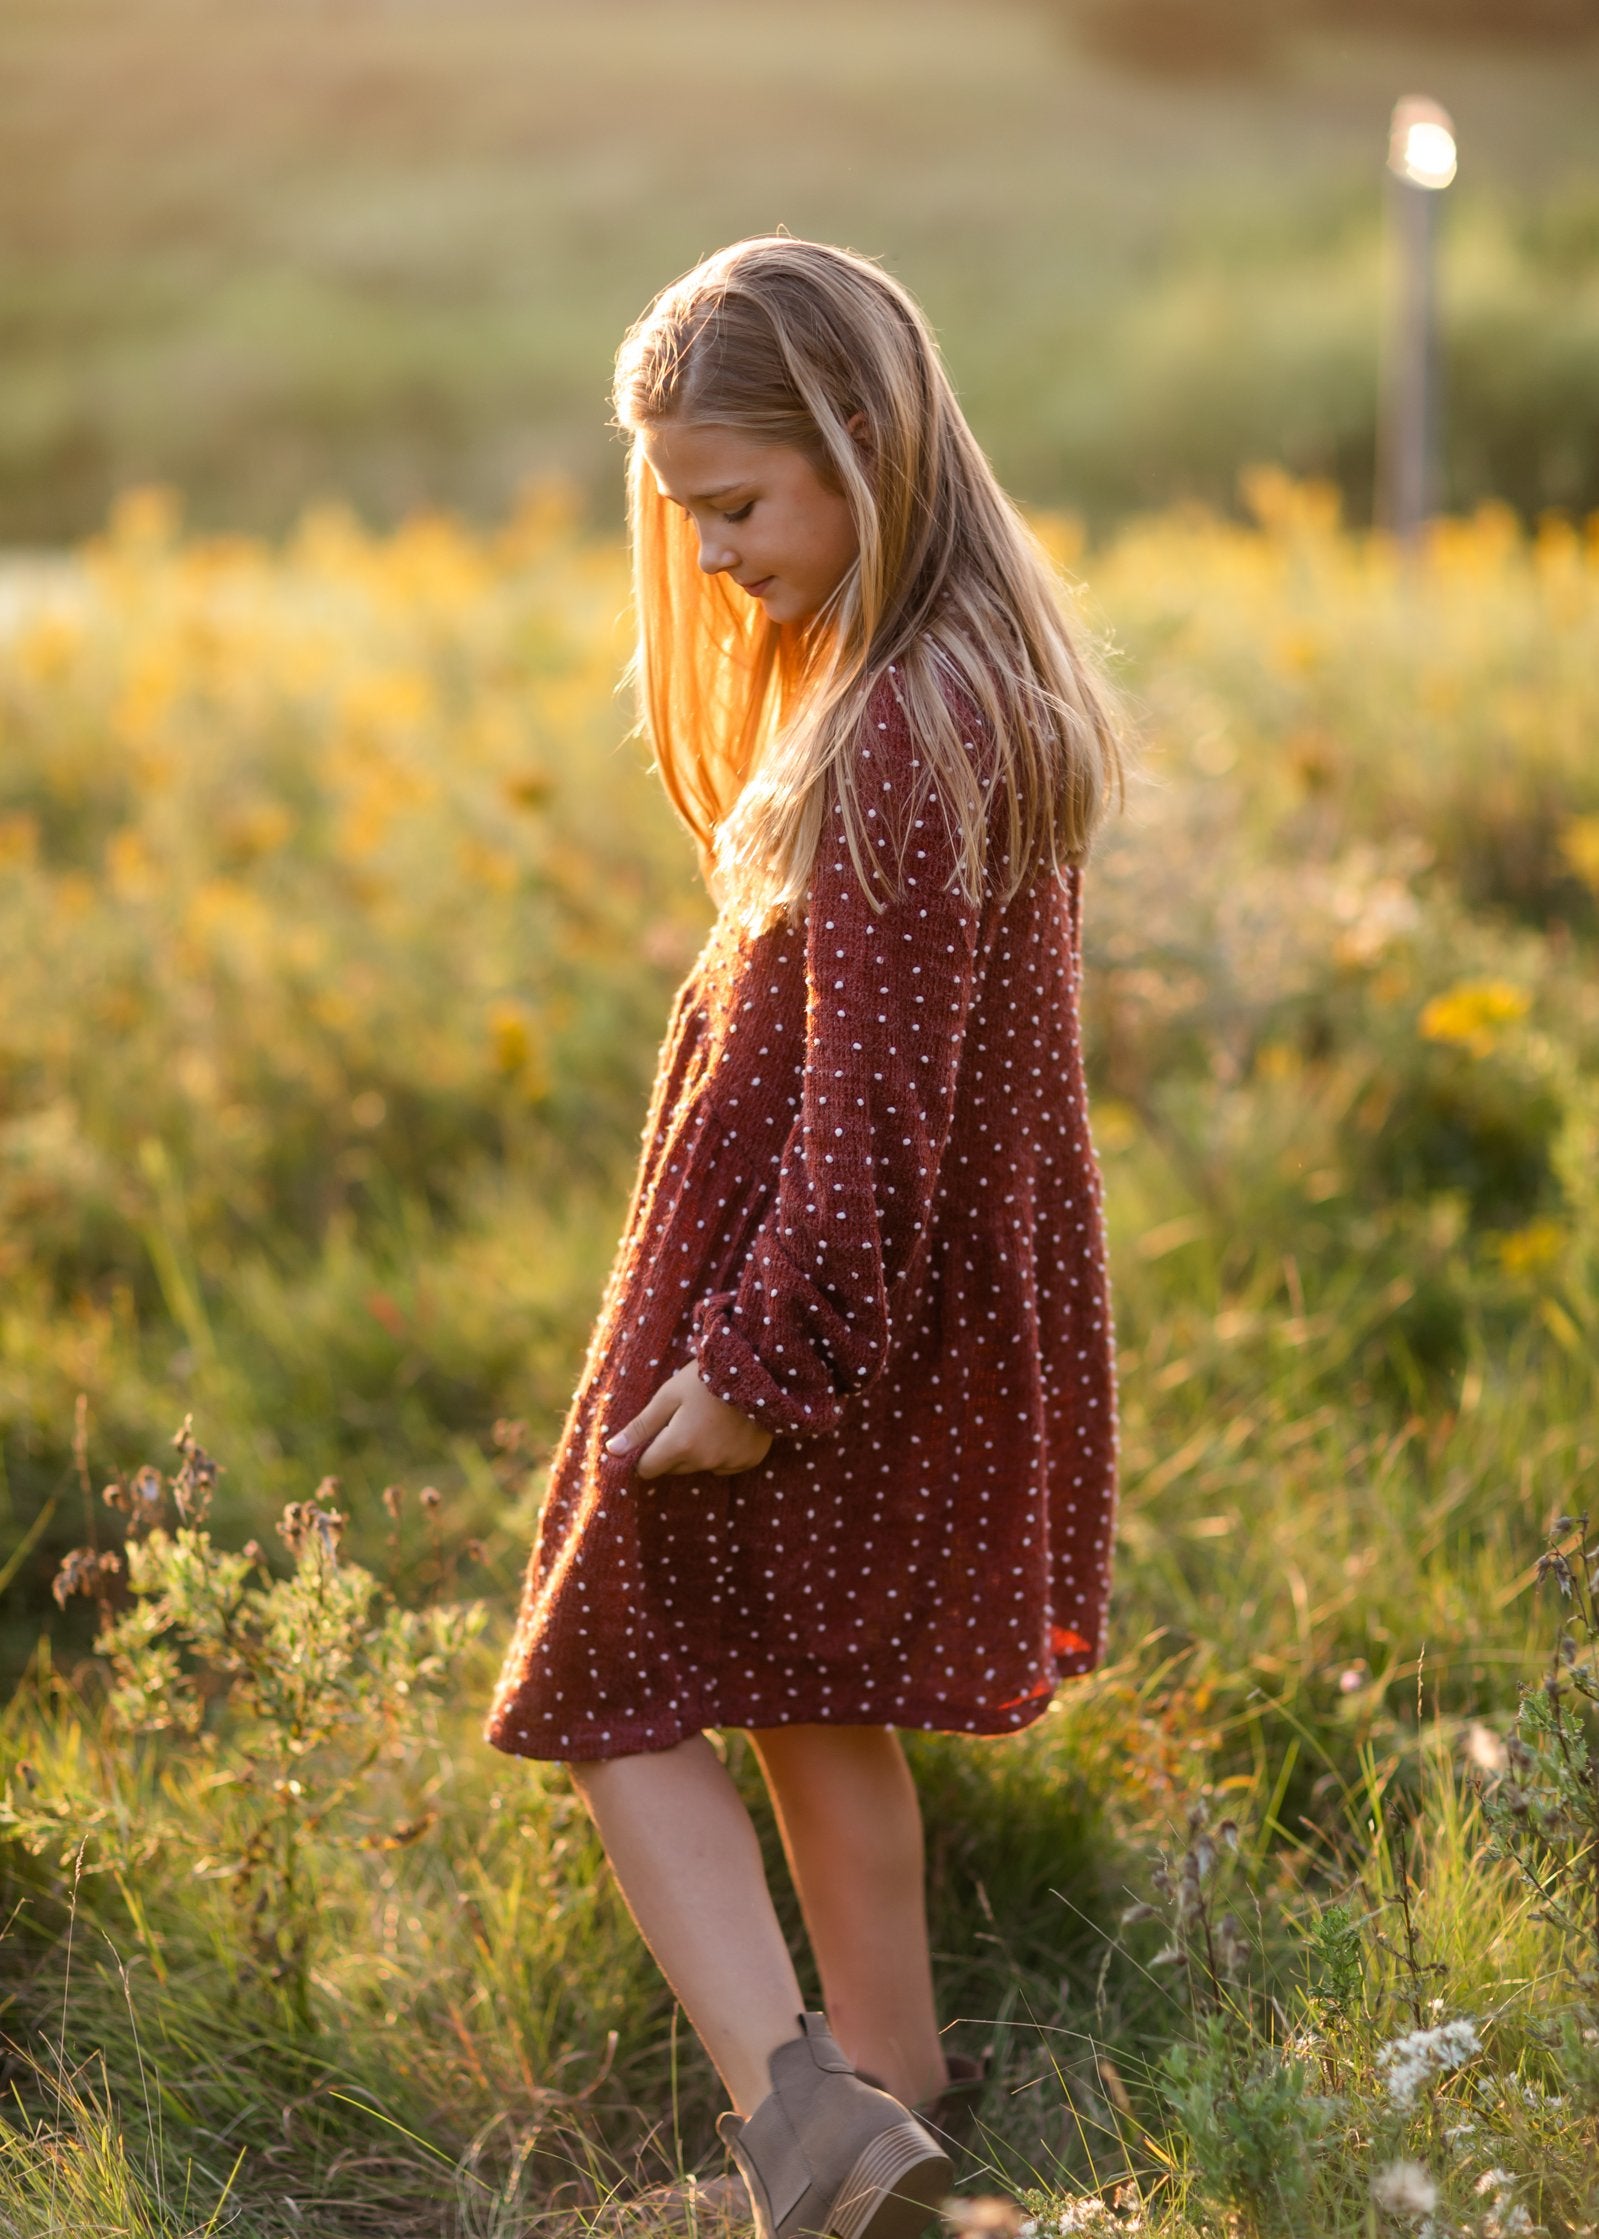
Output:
[612, 233, 1129, 932]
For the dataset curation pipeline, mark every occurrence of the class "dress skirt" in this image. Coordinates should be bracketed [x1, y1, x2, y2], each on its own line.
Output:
[484, 663, 1120, 1763]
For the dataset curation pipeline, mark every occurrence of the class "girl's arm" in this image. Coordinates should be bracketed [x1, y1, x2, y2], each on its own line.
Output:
[688, 671, 985, 1439]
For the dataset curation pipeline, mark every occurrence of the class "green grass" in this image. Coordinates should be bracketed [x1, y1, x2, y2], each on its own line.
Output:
[2, 0, 1599, 539]
[2, 483, 1598, 2228]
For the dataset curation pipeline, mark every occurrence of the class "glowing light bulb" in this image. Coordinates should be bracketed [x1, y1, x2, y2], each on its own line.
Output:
[1388, 97, 1457, 190]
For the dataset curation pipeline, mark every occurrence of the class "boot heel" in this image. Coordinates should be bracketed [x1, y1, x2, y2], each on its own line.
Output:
[830, 2120, 952, 2239]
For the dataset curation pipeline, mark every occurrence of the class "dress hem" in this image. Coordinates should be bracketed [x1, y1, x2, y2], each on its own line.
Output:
[483, 1654, 1103, 1765]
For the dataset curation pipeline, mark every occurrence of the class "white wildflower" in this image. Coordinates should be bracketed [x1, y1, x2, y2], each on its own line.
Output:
[1464, 1720, 1509, 1774]
[1372, 2161, 1439, 2220]
[1054, 2203, 1114, 2236]
[1010, 2180, 1148, 2238]
[1474, 2168, 1533, 2238]
[1044, 2195, 1141, 2237]
[1375, 2017, 1482, 2109]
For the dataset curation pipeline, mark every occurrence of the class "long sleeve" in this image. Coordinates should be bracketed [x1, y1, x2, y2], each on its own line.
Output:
[688, 669, 987, 1439]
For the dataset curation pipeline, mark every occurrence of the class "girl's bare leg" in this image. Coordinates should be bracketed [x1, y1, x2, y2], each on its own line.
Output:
[565, 1733, 805, 2118]
[747, 1723, 948, 2110]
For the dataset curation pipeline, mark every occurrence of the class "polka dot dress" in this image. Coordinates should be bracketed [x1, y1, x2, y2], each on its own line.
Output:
[484, 663, 1119, 1764]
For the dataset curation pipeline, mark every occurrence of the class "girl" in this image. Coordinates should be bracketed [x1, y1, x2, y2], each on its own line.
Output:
[484, 235, 1127, 2239]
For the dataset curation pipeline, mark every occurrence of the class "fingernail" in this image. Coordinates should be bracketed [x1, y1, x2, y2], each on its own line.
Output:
[605, 1432, 630, 1454]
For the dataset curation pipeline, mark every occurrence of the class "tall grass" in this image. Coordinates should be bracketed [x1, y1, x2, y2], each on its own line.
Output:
[2, 474, 1597, 2230]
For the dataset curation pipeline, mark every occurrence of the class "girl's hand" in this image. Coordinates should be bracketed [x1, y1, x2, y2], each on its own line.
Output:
[605, 1363, 773, 1479]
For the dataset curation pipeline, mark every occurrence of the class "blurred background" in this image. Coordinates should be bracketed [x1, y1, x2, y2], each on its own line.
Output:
[4, 0, 1597, 544]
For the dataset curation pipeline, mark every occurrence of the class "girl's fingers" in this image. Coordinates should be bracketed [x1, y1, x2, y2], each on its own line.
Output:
[630, 1418, 670, 1475]
[605, 1390, 670, 1455]
[635, 1443, 685, 1480]
[609, 1367, 767, 1477]
[630, 1389, 699, 1477]
[637, 1426, 733, 1480]
[606, 1362, 706, 1456]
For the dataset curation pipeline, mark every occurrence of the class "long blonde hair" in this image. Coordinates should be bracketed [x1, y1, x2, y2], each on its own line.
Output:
[612, 234, 1129, 932]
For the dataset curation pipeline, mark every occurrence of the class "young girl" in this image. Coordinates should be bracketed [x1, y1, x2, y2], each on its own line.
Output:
[484, 235, 1126, 2239]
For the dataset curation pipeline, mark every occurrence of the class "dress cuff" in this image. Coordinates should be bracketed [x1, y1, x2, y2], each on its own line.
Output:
[688, 1291, 845, 1440]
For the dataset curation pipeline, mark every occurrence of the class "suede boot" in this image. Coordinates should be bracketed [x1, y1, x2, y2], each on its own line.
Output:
[855, 2052, 989, 2155]
[717, 2011, 952, 2239]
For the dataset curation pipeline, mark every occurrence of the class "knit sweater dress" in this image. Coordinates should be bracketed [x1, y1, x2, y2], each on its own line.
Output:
[484, 660, 1119, 1764]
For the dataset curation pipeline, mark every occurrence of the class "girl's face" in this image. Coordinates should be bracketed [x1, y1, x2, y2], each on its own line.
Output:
[641, 419, 864, 627]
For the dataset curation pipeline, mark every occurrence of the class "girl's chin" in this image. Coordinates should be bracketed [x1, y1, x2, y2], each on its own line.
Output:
[762, 590, 822, 626]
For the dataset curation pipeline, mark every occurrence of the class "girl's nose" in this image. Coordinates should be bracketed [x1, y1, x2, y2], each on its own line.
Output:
[696, 535, 735, 576]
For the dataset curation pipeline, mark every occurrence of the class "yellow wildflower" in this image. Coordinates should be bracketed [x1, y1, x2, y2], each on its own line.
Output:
[0, 812, 40, 868]
[1254, 1041, 1301, 1081]
[338, 667, 436, 737]
[106, 827, 157, 900]
[1418, 979, 1530, 1057]
[1028, 507, 1088, 575]
[457, 837, 520, 893]
[1090, 1098, 1137, 1152]
[12, 612, 84, 685]
[108, 484, 184, 552]
[488, 1002, 547, 1096]
[1493, 1220, 1564, 1276]
[1238, 463, 1342, 541]
[1560, 814, 1599, 892]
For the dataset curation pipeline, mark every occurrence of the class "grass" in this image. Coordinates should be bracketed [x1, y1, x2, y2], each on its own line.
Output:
[2, 0, 1599, 538]
[1, 474, 1598, 2229]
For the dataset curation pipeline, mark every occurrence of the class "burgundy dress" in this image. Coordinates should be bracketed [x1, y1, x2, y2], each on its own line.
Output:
[484, 661, 1119, 1763]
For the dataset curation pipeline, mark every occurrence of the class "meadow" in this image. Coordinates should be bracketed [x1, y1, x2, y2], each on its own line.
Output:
[3, 0, 1599, 542]
[2, 476, 1599, 2234]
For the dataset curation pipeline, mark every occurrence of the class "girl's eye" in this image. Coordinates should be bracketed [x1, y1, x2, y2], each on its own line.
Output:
[721, 502, 754, 524]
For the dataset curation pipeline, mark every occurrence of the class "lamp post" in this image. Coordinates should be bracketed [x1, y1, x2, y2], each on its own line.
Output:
[1377, 95, 1457, 549]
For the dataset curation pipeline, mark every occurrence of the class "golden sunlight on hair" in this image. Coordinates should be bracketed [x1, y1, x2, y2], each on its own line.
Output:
[612, 234, 1132, 934]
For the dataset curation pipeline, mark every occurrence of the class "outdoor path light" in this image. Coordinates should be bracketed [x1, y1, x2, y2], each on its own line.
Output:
[1378, 95, 1457, 551]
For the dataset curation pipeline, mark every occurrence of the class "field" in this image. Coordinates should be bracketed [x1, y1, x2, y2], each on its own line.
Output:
[1, 476, 1597, 2233]
[2, 0, 1599, 541]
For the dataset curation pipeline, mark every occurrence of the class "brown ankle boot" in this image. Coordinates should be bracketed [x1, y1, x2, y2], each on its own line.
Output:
[855, 2052, 989, 2156]
[717, 2011, 952, 2239]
